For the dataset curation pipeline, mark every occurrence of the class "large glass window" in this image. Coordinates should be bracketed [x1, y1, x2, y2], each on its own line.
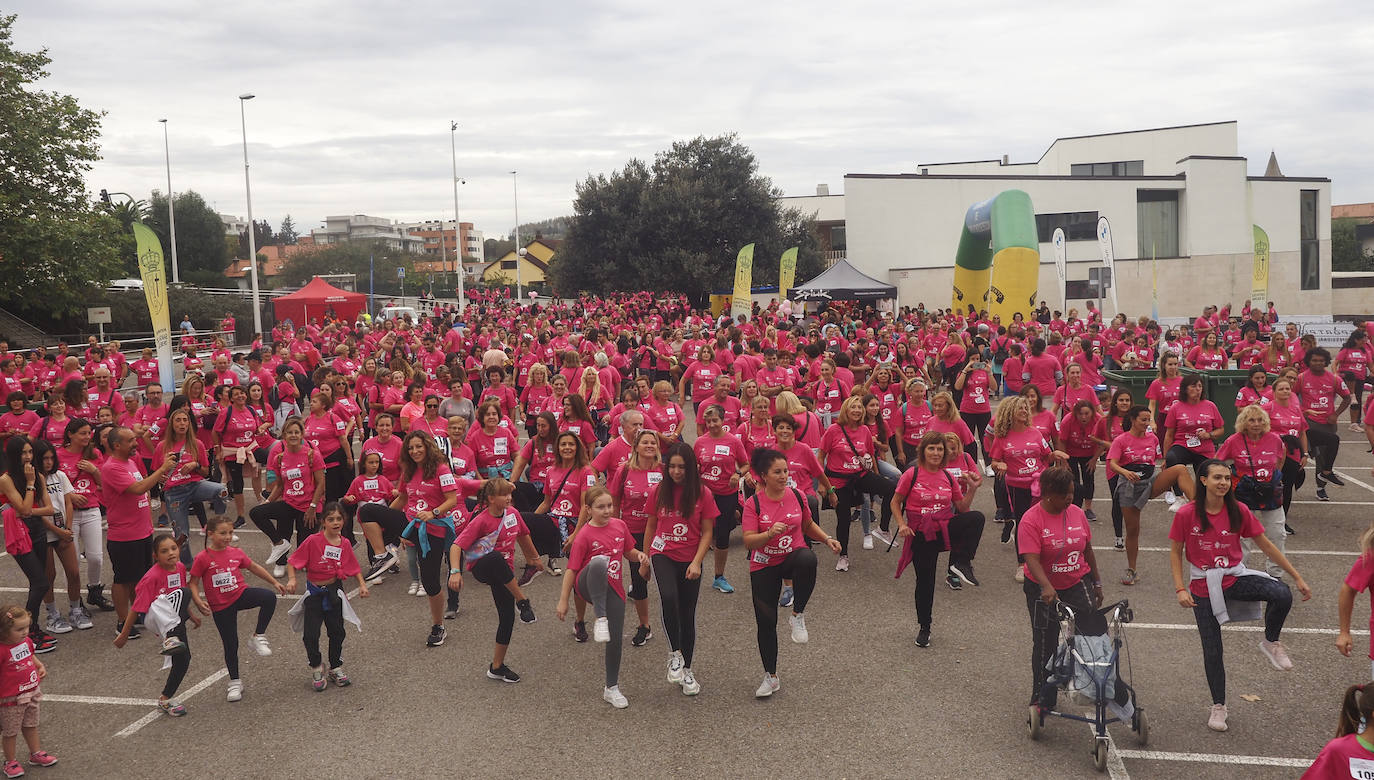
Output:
[1036, 211, 1099, 242]
[1136, 190, 1180, 258]
[1070, 160, 1145, 177]
[1301, 189, 1320, 290]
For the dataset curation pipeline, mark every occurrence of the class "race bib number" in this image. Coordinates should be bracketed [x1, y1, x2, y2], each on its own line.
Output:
[568, 425, 580, 434]
[493, 438, 508, 456]
[363, 479, 379, 491]
[751, 549, 771, 565]
[323, 545, 342, 562]
[827, 389, 839, 398]
[714, 444, 731, 456]
[650, 536, 667, 552]
[503, 514, 518, 529]
[211, 571, 237, 591]
[10, 643, 31, 663]
[166, 573, 183, 590]
[438, 473, 456, 488]
[1185, 435, 1201, 448]
[1348, 757, 1374, 779]
[647, 472, 662, 485]
[285, 468, 303, 480]
[972, 390, 985, 403]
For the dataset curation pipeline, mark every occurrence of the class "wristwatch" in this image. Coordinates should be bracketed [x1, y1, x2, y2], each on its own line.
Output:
[448, 567, 461, 575]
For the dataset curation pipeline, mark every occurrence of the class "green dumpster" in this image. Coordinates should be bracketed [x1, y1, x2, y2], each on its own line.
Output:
[1100, 370, 1160, 407]
[1181, 367, 1273, 436]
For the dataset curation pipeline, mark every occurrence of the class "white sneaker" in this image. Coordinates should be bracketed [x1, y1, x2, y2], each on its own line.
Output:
[789, 613, 809, 644]
[250, 634, 272, 657]
[226, 679, 243, 702]
[862, 534, 874, 550]
[266, 540, 291, 567]
[680, 669, 700, 696]
[870, 528, 892, 547]
[593, 616, 610, 643]
[407, 581, 421, 596]
[1163, 489, 1176, 505]
[45, 612, 73, 635]
[1014, 566, 1025, 583]
[69, 605, 93, 630]
[984, 465, 995, 478]
[835, 555, 850, 572]
[1168, 501, 1183, 513]
[755, 673, 780, 698]
[1207, 703, 1228, 731]
[603, 685, 629, 709]
[1260, 639, 1293, 670]
[272, 564, 287, 578]
[667, 651, 685, 683]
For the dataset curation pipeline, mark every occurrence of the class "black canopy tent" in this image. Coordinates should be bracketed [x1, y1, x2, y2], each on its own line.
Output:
[790, 258, 897, 302]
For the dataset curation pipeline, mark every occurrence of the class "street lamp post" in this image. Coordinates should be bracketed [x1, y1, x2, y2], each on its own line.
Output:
[158, 119, 180, 284]
[451, 122, 465, 313]
[238, 93, 262, 335]
[511, 170, 523, 301]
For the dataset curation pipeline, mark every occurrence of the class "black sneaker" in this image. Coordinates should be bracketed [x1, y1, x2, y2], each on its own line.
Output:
[116, 622, 141, 640]
[426, 624, 446, 647]
[1324, 471, 1346, 487]
[388, 564, 401, 574]
[573, 621, 589, 643]
[915, 628, 931, 648]
[517, 565, 540, 587]
[949, 562, 979, 587]
[631, 625, 652, 647]
[1000, 521, 1015, 544]
[33, 635, 57, 654]
[486, 664, 521, 683]
[1315, 473, 1327, 489]
[234, 515, 247, 529]
[1284, 524, 1295, 536]
[517, 599, 536, 624]
[1316, 487, 1330, 502]
[945, 573, 962, 591]
[364, 550, 398, 583]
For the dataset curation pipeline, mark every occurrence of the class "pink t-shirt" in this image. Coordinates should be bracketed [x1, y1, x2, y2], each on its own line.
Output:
[812, 378, 851, 415]
[1057, 414, 1102, 458]
[646, 484, 719, 563]
[518, 438, 558, 486]
[403, 464, 459, 535]
[467, 426, 519, 472]
[1146, 376, 1183, 412]
[895, 466, 962, 527]
[1168, 501, 1266, 598]
[1164, 400, 1223, 455]
[190, 546, 254, 611]
[99, 455, 153, 542]
[288, 532, 362, 582]
[456, 506, 529, 573]
[899, 401, 934, 445]
[694, 395, 745, 434]
[958, 369, 993, 414]
[214, 406, 260, 454]
[1106, 429, 1159, 467]
[609, 466, 661, 533]
[741, 488, 810, 572]
[345, 473, 393, 506]
[153, 439, 208, 490]
[1022, 354, 1061, 396]
[780, 443, 825, 496]
[1216, 432, 1285, 480]
[1301, 734, 1374, 779]
[303, 412, 347, 458]
[133, 562, 188, 613]
[272, 446, 326, 512]
[360, 435, 403, 483]
[988, 428, 1053, 489]
[57, 447, 104, 509]
[693, 434, 748, 496]
[567, 518, 635, 600]
[643, 401, 685, 438]
[1342, 554, 1374, 659]
[1296, 369, 1349, 424]
[684, 361, 723, 398]
[1017, 502, 1092, 590]
[591, 436, 634, 477]
[543, 465, 597, 518]
[819, 423, 876, 487]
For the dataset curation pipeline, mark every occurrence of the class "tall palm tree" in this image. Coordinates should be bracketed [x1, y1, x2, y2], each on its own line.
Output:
[109, 199, 148, 231]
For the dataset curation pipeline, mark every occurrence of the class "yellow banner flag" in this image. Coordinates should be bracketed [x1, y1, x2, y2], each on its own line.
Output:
[1251, 225, 1270, 310]
[132, 222, 175, 392]
[778, 247, 798, 301]
[730, 243, 755, 320]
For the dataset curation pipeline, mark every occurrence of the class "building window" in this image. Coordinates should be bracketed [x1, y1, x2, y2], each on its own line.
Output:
[829, 226, 846, 251]
[1036, 211, 1099, 242]
[1070, 160, 1144, 177]
[1136, 190, 1179, 258]
[1301, 189, 1320, 290]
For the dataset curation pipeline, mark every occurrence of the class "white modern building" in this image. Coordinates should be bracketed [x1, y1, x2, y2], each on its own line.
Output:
[792, 122, 1335, 317]
[310, 215, 427, 253]
[219, 213, 249, 237]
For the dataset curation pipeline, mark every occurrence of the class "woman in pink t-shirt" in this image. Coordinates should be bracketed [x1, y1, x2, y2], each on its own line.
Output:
[603, 430, 660, 642]
[1168, 460, 1309, 733]
[742, 448, 842, 698]
[819, 396, 896, 570]
[892, 431, 985, 648]
[526, 431, 596, 583]
[988, 396, 1066, 558]
[1162, 375, 1224, 476]
[248, 417, 325, 577]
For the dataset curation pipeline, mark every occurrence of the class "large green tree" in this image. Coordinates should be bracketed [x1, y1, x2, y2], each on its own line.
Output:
[1333, 217, 1372, 272]
[550, 134, 822, 296]
[144, 190, 230, 277]
[0, 14, 125, 315]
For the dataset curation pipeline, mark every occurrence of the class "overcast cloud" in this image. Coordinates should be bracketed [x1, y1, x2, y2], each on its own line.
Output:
[9, 0, 1373, 241]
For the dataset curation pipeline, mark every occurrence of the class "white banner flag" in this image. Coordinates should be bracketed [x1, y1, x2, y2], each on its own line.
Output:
[1096, 216, 1118, 314]
[1052, 228, 1067, 309]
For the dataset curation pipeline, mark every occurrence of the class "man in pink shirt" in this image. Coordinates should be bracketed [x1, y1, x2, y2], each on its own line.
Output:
[99, 426, 178, 634]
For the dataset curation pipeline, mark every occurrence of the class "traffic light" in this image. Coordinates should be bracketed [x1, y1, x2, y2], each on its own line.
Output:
[99, 189, 111, 206]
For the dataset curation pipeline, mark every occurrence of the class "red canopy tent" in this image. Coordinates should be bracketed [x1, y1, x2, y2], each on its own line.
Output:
[271, 277, 366, 326]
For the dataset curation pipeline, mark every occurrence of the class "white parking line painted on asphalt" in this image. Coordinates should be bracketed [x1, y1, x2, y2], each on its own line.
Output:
[1103, 727, 1130, 780]
[1129, 622, 1366, 636]
[1094, 546, 1357, 557]
[1335, 470, 1374, 495]
[1291, 500, 1374, 505]
[1114, 748, 1310, 768]
[44, 694, 161, 706]
[116, 668, 228, 737]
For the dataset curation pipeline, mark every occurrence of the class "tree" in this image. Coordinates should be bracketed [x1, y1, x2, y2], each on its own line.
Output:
[550, 134, 823, 296]
[144, 190, 229, 276]
[0, 14, 126, 315]
[483, 237, 515, 262]
[1333, 217, 1372, 272]
[238, 219, 275, 257]
[279, 214, 298, 245]
[108, 198, 147, 231]
[271, 241, 420, 296]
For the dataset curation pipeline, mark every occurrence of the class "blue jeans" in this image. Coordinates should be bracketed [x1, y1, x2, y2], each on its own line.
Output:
[165, 480, 229, 565]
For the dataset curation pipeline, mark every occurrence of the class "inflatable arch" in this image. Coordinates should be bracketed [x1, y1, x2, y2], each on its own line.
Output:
[950, 189, 1039, 322]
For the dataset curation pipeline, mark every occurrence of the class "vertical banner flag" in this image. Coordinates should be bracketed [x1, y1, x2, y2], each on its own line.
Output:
[132, 222, 175, 393]
[1096, 216, 1118, 313]
[730, 243, 755, 320]
[1051, 228, 1067, 309]
[778, 246, 798, 301]
[1251, 225, 1270, 310]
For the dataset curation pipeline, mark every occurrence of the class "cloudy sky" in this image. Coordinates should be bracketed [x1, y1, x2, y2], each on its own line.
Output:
[10, 0, 1373, 243]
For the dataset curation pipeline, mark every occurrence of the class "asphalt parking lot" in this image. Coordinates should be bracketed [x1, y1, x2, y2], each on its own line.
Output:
[4, 419, 1370, 779]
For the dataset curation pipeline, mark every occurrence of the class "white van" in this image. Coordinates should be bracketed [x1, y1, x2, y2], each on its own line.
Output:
[376, 305, 419, 323]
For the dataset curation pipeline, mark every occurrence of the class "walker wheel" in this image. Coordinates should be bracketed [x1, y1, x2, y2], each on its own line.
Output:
[1093, 739, 1109, 772]
[1134, 707, 1149, 746]
[1028, 705, 1044, 741]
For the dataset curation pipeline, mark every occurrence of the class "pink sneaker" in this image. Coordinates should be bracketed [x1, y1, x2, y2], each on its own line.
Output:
[27, 751, 56, 768]
[3, 759, 22, 778]
[1260, 639, 1293, 671]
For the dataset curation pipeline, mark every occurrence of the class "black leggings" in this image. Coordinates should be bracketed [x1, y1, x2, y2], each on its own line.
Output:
[1067, 456, 1096, 506]
[1308, 423, 1340, 475]
[906, 511, 985, 630]
[963, 412, 991, 464]
[248, 501, 307, 547]
[1108, 475, 1124, 537]
[627, 532, 649, 602]
[357, 503, 407, 547]
[1023, 576, 1106, 706]
[1344, 372, 1365, 422]
[211, 587, 277, 680]
[834, 471, 896, 553]
[301, 581, 347, 669]
[521, 512, 565, 560]
[468, 552, 516, 645]
[1192, 575, 1293, 705]
[324, 449, 352, 503]
[1281, 458, 1304, 515]
[749, 548, 818, 675]
[15, 518, 48, 634]
[651, 555, 702, 667]
[712, 493, 740, 549]
[401, 525, 448, 597]
[1164, 445, 1209, 470]
[155, 589, 192, 698]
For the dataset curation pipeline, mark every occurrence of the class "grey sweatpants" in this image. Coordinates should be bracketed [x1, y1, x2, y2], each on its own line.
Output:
[577, 556, 626, 688]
